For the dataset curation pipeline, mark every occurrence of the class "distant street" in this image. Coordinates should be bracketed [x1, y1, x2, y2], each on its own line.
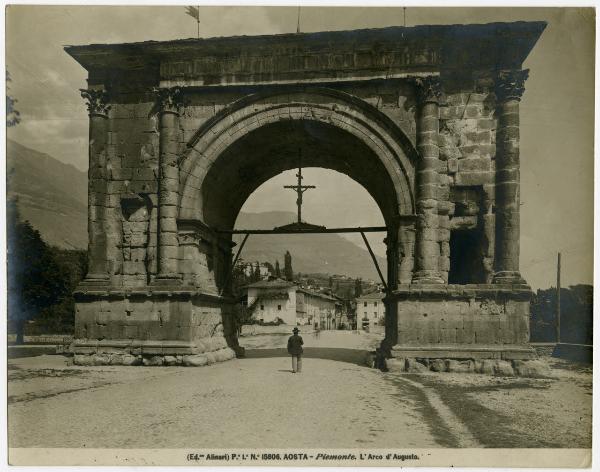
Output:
[8, 331, 592, 450]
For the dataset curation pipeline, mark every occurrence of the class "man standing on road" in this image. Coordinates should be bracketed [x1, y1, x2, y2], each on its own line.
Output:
[287, 327, 304, 373]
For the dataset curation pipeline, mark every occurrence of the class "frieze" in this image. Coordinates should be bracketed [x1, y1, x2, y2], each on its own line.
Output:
[159, 46, 440, 86]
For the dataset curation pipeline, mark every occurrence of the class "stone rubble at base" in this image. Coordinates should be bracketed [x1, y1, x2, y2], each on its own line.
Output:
[73, 347, 237, 366]
[384, 357, 554, 378]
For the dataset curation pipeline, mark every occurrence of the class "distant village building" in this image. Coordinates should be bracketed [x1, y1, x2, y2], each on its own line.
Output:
[246, 278, 297, 325]
[239, 261, 271, 279]
[245, 278, 340, 328]
[355, 291, 385, 330]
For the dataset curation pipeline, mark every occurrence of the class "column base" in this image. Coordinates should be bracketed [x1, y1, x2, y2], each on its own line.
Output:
[492, 271, 527, 284]
[152, 273, 183, 288]
[411, 271, 444, 284]
[77, 274, 110, 289]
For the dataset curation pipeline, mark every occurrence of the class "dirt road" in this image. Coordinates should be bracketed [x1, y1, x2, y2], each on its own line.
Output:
[9, 354, 436, 449]
[8, 331, 592, 450]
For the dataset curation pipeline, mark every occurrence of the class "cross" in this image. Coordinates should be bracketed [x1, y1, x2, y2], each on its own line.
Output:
[284, 149, 316, 224]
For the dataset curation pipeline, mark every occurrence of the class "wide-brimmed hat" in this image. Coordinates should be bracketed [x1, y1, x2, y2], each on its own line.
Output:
[293, 327, 299, 333]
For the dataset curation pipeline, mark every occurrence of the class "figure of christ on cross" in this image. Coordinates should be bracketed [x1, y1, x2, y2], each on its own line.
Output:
[284, 150, 316, 224]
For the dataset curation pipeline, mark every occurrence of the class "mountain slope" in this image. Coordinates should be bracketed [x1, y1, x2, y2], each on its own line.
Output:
[7, 139, 88, 249]
[234, 211, 386, 281]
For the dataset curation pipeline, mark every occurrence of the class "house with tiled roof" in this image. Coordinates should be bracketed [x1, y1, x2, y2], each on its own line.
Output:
[245, 278, 340, 327]
[355, 291, 385, 330]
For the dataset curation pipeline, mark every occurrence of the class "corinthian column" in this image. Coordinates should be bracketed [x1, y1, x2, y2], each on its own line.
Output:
[412, 76, 444, 284]
[80, 89, 110, 283]
[493, 70, 528, 284]
[154, 87, 184, 282]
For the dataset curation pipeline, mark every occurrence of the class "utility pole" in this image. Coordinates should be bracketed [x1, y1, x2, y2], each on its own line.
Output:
[556, 252, 561, 343]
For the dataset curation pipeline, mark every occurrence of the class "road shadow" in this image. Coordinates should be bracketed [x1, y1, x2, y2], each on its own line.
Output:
[244, 347, 368, 367]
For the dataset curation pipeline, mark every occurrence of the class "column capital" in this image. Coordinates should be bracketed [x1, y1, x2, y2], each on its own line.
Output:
[411, 76, 442, 104]
[80, 89, 111, 117]
[154, 86, 185, 115]
[495, 69, 529, 102]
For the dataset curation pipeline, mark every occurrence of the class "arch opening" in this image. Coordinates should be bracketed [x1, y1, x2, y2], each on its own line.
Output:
[176, 92, 418, 351]
[198, 119, 405, 231]
[178, 89, 417, 232]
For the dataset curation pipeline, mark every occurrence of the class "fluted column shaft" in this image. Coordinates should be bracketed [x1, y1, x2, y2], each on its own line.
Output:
[155, 87, 183, 281]
[493, 70, 528, 284]
[412, 77, 444, 284]
[81, 89, 110, 282]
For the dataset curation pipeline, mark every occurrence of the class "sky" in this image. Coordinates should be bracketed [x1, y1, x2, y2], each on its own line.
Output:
[5, 5, 595, 289]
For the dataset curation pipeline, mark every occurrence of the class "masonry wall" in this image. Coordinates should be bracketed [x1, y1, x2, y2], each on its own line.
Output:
[74, 294, 228, 348]
[102, 79, 498, 292]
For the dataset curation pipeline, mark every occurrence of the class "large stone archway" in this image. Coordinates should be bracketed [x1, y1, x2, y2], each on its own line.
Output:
[67, 21, 546, 366]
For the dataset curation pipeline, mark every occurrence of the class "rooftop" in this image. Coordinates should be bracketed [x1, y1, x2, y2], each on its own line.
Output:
[298, 287, 339, 303]
[244, 278, 295, 290]
[357, 291, 386, 301]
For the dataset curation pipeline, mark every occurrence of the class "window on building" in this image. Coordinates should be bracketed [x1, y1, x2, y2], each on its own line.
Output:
[374, 302, 378, 307]
[260, 304, 264, 310]
[364, 312, 367, 316]
[364, 302, 367, 307]
[277, 305, 282, 311]
[374, 312, 377, 318]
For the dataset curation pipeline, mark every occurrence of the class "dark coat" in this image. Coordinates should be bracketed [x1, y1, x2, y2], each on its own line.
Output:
[287, 334, 304, 356]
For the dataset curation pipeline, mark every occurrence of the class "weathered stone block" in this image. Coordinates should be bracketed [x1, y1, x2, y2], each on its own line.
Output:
[92, 354, 111, 366]
[385, 357, 406, 372]
[163, 355, 179, 366]
[214, 348, 235, 362]
[73, 354, 95, 366]
[512, 359, 554, 378]
[454, 171, 492, 186]
[183, 354, 209, 367]
[429, 359, 446, 372]
[494, 360, 514, 376]
[458, 157, 491, 172]
[447, 158, 458, 174]
[121, 354, 141, 366]
[143, 355, 165, 366]
[446, 359, 474, 373]
[406, 358, 429, 373]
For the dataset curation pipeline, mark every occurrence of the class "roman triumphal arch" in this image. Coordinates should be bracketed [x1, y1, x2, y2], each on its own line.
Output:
[67, 22, 546, 366]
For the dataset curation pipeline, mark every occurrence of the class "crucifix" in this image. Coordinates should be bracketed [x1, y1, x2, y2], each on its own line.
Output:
[284, 149, 316, 224]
